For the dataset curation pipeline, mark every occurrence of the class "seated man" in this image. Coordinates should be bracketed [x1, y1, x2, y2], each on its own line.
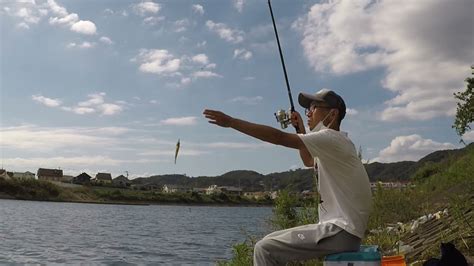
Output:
[203, 89, 372, 265]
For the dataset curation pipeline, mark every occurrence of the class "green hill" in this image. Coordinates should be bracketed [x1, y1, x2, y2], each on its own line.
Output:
[133, 143, 473, 192]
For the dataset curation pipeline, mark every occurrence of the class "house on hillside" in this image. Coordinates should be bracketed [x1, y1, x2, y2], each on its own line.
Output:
[37, 168, 63, 181]
[370, 181, 412, 190]
[206, 185, 242, 195]
[94, 173, 112, 184]
[12, 171, 35, 179]
[206, 185, 219, 195]
[62, 175, 74, 183]
[0, 169, 13, 180]
[113, 175, 131, 187]
[192, 187, 207, 194]
[244, 191, 267, 199]
[73, 173, 92, 184]
[162, 184, 188, 193]
[218, 186, 242, 195]
[270, 191, 278, 199]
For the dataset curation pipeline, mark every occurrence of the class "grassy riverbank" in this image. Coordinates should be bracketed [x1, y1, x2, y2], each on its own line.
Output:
[219, 144, 474, 265]
[0, 178, 273, 206]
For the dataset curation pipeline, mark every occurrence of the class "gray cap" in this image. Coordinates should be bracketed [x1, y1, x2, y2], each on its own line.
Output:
[298, 89, 346, 120]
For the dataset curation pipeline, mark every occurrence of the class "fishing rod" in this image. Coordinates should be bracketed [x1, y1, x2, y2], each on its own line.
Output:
[268, 0, 298, 131]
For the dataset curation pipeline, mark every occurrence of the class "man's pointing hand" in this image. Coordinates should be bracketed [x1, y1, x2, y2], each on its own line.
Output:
[203, 109, 234, 128]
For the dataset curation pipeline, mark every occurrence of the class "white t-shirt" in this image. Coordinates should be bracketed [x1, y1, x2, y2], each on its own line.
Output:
[298, 129, 372, 239]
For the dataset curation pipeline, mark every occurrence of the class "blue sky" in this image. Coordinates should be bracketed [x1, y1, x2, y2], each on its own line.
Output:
[1, 0, 473, 178]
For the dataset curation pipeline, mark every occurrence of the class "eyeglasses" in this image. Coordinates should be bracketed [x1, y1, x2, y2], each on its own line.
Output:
[305, 105, 331, 116]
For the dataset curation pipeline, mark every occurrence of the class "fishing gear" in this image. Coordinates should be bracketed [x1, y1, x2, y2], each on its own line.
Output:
[268, 0, 298, 131]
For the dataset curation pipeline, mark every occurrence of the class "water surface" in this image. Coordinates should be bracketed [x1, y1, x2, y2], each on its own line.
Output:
[0, 199, 272, 264]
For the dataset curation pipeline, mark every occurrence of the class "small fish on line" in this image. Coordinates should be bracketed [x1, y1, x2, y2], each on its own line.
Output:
[174, 139, 180, 164]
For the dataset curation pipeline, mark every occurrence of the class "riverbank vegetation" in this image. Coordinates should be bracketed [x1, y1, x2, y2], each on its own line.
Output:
[0, 179, 273, 206]
[219, 143, 474, 265]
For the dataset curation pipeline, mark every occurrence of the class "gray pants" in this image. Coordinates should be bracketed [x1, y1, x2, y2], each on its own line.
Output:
[253, 223, 361, 265]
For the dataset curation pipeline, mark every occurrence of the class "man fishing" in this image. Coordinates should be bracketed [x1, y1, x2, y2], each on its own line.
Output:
[203, 89, 372, 265]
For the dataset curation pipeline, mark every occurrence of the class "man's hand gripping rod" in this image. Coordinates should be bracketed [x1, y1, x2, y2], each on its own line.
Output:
[268, 0, 299, 132]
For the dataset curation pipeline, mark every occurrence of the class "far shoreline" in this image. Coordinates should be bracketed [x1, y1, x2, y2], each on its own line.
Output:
[0, 195, 273, 208]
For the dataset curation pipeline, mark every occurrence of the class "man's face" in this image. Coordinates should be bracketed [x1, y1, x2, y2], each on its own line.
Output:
[305, 102, 334, 130]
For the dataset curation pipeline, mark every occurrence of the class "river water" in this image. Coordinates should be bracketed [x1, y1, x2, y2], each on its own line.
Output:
[0, 199, 273, 265]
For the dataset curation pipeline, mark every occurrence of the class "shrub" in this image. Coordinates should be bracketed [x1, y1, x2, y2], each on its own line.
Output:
[270, 190, 298, 230]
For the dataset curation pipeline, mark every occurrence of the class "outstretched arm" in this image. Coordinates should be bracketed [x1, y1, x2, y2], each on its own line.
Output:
[203, 109, 306, 150]
[290, 111, 314, 167]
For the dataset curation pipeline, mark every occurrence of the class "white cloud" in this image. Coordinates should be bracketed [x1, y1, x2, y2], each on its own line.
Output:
[49, 13, 78, 26]
[192, 71, 222, 79]
[230, 96, 263, 105]
[133, 2, 161, 16]
[462, 130, 474, 142]
[143, 16, 164, 26]
[181, 77, 191, 86]
[103, 8, 114, 15]
[45, 0, 98, 35]
[293, 0, 473, 121]
[78, 93, 105, 106]
[79, 42, 94, 49]
[2, 1, 47, 28]
[233, 48, 252, 60]
[47, 0, 68, 17]
[0, 125, 182, 173]
[373, 134, 456, 162]
[32, 92, 123, 116]
[134, 49, 181, 76]
[161, 116, 198, 126]
[32, 95, 62, 107]
[149, 100, 159, 104]
[233, 0, 245, 13]
[205, 63, 217, 69]
[99, 36, 113, 45]
[0, 125, 126, 150]
[205, 63, 216, 69]
[346, 108, 359, 116]
[192, 4, 204, 15]
[188, 141, 270, 149]
[15, 7, 41, 24]
[99, 103, 123, 116]
[138, 150, 207, 156]
[197, 41, 207, 48]
[16, 22, 30, 29]
[76, 93, 123, 115]
[243, 76, 255, 81]
[70, 20, 96, 35]
[67, 41, 95, 49]
[64, 106, 95, 114]
[192, 54, 209, 65]
[2, 156, 123, 170]
[174, 19, 190, 32]
[206, 20, 244, 44]
[134, 50, 220, 86]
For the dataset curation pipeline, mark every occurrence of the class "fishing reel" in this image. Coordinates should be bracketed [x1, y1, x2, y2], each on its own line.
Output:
[274, 108, 292, 129]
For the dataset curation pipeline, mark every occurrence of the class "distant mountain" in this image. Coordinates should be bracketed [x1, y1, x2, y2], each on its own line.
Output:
[132, 143, 473, 191]
[364, 161, 416, 181]
[366, 142, 473, 182]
